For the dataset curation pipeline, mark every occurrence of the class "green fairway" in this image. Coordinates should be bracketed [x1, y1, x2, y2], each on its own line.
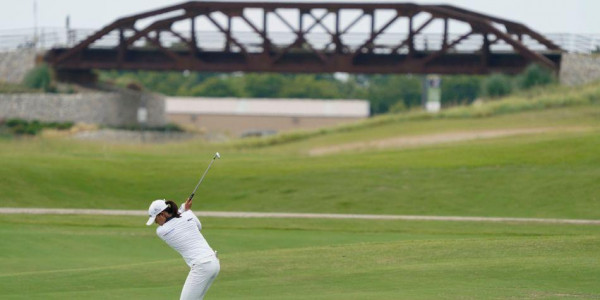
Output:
[1, 215, 599, 299]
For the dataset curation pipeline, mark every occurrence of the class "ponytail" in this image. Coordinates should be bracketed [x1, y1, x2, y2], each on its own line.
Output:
[164, 200, 181, 218]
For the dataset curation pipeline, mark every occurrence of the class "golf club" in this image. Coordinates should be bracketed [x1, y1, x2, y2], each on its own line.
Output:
[189, 152, 220, 200]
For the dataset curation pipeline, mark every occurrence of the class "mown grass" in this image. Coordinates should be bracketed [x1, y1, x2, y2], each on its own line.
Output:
[0, 215, 598, 299]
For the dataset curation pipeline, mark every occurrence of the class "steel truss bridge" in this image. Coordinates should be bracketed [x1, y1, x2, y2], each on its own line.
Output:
[45, 1, 563, 80]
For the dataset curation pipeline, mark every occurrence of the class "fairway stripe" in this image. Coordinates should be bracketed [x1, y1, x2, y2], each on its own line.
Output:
[1, 208, 599, 225]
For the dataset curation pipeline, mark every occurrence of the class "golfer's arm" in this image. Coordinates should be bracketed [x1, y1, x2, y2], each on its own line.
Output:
[180, 200, 202, 230]
[183, 197, 193, 211]
[192, 213, 202, 230]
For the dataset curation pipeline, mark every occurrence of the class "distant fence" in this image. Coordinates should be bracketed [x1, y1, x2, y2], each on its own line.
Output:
[1, 27, 599, 54]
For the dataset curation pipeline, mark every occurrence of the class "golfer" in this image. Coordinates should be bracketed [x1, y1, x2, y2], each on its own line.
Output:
[146, 197, 220, 300]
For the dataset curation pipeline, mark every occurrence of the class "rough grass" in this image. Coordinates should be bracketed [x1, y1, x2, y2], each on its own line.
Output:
[232, 82, 600, 149]
[0, 82, 40, 93]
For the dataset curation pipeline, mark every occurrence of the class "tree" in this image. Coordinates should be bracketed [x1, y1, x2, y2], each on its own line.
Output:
[189, 77, 243, 97]
[367, 75, 421, 114]
[517, 64, 556, 89]
[441, 75, 482, 105]
[244, 74, 286, 98]
[336, 75, 369, 100]
[279, 75, 341, 99]
[483, 74, 513, 98]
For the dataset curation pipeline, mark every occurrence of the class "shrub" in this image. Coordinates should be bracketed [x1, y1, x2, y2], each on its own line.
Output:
[388, 100, 408, 113]
[190, 77, 243, 97]
[441, 75, 483, 105]
[6, 119, 28, 128]
[3, 119, 74, 135]
[114, 77, 143, 90]
[22, 64, 52, 91]
[45, 121, 74, 130]
[483, 74, 513, 98]
[518, 64, 556, 89]
[0, 82, 39, 93]
[104, 123, 185, 132]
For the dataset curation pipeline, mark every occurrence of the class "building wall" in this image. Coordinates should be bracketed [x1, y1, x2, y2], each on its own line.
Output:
[168, 113, 364, 136]
[560, 53, 600, 86]
[0, 50, 37, 84]
[0, 91, 166, 127]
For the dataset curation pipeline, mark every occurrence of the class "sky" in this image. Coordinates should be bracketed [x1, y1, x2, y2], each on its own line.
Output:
[0, 0, 598, 34]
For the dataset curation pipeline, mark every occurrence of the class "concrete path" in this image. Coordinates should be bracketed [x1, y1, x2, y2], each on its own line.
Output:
[1, 208, 599, 225]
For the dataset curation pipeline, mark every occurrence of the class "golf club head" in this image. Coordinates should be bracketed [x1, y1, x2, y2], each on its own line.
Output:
[215, 152, 221, 159]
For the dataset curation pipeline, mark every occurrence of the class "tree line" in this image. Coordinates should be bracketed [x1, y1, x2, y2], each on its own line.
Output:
[99, 64, 556, 115]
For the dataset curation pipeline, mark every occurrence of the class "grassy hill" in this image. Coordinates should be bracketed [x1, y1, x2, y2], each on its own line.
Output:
[1, 83, 600, 299]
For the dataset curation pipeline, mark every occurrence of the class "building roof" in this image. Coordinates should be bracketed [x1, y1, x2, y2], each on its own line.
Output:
[166, 97, 370, 118]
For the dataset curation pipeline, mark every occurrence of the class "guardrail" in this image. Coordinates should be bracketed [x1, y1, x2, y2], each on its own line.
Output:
[1, 28, 598, 54]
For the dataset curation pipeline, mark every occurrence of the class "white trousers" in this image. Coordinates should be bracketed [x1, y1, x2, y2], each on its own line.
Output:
[180, 255, 220, 300]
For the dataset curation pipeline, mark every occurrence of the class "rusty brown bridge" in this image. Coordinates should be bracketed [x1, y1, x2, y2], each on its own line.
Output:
[45, 1, 562, 81]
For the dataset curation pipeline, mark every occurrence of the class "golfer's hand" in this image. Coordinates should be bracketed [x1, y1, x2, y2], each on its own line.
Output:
[184, 197, 193, 211]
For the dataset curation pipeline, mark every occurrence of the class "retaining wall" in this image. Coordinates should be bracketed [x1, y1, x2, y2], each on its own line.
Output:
[0, 90, 166, 127]
[0, 49, 37, 84]
[560, 53, 600, 86]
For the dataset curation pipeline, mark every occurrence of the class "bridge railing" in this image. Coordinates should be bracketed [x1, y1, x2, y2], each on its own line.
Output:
[545, 33, 600, 54]
[0, 28, 96, 51]
[1, 28, 599, 54]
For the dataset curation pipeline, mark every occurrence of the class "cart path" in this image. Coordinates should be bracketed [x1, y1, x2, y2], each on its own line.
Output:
[1, 208, 599, 225]
[309, 126, 591, 156]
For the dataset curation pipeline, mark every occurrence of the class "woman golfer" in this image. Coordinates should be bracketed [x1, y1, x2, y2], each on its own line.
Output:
[146, 197, 220, 300]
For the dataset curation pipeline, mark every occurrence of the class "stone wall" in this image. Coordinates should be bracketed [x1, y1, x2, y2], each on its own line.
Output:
[0, 91, 166, 127]
[560, 53, 600, 86]
[0, 49, 37, 84]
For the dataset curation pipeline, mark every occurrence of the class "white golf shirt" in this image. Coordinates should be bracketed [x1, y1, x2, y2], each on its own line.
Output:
[156, 210, 215, 267]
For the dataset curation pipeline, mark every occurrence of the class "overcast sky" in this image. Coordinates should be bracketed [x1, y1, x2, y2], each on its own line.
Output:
[0, 0, 598, 33]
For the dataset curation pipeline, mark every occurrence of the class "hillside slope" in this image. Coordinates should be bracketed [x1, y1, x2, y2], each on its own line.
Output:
[1, 83, 599, 219]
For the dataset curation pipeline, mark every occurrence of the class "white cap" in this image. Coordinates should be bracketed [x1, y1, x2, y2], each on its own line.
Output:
[146, 199, 168, 226]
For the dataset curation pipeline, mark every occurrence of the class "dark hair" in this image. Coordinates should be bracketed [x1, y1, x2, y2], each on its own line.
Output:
[164, 200, 181, 218]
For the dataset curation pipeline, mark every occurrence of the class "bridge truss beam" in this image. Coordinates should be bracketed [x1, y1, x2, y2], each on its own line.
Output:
[45, 1, 562, 76]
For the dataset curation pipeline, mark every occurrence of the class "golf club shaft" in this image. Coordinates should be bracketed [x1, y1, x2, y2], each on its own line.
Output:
[189, 156, 217, 200]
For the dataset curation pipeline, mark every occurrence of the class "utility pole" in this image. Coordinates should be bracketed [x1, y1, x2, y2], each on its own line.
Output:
[66, 15, 71, 46]
[33, 0, 38, 49]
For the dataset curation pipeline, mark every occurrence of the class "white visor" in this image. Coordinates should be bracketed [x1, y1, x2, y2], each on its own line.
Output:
[146, 216, 156, 226]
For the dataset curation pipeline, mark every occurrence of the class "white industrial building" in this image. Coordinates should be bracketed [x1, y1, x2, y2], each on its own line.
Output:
[166, 97, 370, 136]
